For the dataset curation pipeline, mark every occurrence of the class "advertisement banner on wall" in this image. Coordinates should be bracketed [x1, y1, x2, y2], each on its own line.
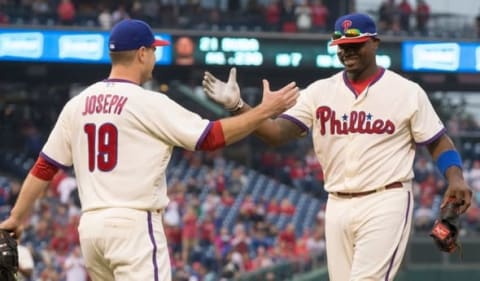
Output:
[0, 28, 172, 65]
[402, 41, 480, 73]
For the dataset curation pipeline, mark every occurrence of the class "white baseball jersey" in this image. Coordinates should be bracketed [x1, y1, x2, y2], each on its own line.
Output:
[280, 69, 445, 192]
[41, 79, 211, 212]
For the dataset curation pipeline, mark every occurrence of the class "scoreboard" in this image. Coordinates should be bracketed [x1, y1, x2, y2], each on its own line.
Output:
[1, 27, 479, 73]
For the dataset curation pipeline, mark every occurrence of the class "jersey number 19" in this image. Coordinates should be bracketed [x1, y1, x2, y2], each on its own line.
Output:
[84, 123, 118, 172]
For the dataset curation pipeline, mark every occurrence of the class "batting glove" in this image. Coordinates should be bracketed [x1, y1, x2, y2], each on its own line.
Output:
[202, 68, 244, 112]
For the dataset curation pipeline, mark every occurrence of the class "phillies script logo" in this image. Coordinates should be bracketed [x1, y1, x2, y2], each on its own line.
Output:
[316, 106, 395, 135]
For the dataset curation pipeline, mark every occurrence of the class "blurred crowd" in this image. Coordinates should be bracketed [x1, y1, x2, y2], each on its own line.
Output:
[377, 0, 431, 35]
[2, 131, 480, 280]
[0, 0, 478, 38]
[1, 0, 331, 33]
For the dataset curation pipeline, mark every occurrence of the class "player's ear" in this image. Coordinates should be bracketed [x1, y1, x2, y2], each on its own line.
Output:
[137, 47, 148, 63]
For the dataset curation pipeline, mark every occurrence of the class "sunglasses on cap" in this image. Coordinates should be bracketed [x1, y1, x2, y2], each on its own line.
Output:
[331, 28, 377, 40]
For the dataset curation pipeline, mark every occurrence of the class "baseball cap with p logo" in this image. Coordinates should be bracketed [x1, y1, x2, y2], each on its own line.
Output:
[330, 13, 377, 46]
[109, 19, 170, 52]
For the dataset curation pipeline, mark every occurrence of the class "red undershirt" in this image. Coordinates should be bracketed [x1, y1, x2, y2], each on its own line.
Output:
[349, 68, 383, 96]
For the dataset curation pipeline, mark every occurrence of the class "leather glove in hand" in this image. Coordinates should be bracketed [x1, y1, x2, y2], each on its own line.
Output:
[430, 197, 461, 253]
[0, 229, 18, 281]
[203, 67, 244, 111]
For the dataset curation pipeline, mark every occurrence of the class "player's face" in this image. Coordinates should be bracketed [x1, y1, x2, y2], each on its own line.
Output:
[336, 38, 379, 79]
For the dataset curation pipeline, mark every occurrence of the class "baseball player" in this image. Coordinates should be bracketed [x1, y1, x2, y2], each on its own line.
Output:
[202, 13, 472, 281]
[0, 19, 299, 281]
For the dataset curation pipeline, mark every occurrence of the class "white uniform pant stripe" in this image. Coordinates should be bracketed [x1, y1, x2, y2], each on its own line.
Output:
[384, 191, 411, 281]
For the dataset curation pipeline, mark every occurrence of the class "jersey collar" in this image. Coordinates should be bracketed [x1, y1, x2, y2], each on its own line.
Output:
[343, 67, 385, 97]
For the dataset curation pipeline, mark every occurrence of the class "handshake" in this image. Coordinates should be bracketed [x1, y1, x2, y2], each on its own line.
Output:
[202, 68, 299, 115]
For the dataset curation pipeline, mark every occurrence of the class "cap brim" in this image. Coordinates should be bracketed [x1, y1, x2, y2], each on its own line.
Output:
[329, 36, 372, 46]
[152, 39, 170, 46]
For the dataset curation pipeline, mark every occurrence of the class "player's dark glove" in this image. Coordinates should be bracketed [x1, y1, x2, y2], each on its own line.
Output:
[429, 197, 462, 253]
[0, 229, 18, 281]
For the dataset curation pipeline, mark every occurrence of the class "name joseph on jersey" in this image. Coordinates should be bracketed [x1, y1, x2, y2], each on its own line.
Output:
[316, 106, 395, 135]
[82, 94, 128, 116]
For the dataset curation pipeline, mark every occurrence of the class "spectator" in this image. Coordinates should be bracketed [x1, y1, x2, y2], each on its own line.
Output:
[266, 198, 280, 217]
[259, 148, 280, 177]
[278, 222, 296, 254]
[31, 0, 51, 20]
[64, 215, 80, 246]
[413, 200, 436, 231]
[227, 166, 247, 196]
[97, 5, 112, 30]
[200, 190, 220, 218]
[294, 229, 311, 263]
[464, 200, 480, 233]
[250, 222, 271, 253]
[214, 226, 232, 260]
[294, 0, 312, 32]
[142, 0, 160, 25]
[165, 222, 182, 257]
[289, 159, 307, 190]
[56, 171, 77, 204]
[310, 0, 329, 32]
[244, 0, 264, 29]
[231, 223, 251, 256]
[38, 265, 60, 281]
[251, 245, 274, 270]
[416, 0, 430, 34]
[181, 206, 198, 263]
[50, 228, 70, 259]
[280, 0, 297, 32]
[63, 246, 87, 281]
[466, 160, 480, 193]
[397, 0, 413, 32]
[414, 155, 435, 183]
[220, 250, 241, 280]
[220, 190, 235, 207]
[198, 213, 216, 247]
[164, 201, 181, 227]
[239, 194, 256, 221]
[20, 120, 43, 159]
[0, 9, 9, 24]
[279, 198, 295, 216]
[57, 0, 75, 26]
[111, 4, 129, 25]
[306, 225, 326, 260]
[377, 0, 396, 32]
[6, 179, 21, 207]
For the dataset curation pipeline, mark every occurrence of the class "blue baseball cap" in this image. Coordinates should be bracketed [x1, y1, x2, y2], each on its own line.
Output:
[109, 19, 170, 52]
[330, 13, 377, 46]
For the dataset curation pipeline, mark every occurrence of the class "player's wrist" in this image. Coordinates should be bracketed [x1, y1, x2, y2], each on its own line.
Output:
[436, 150, 463, 177]
[227, 98, 245, 112]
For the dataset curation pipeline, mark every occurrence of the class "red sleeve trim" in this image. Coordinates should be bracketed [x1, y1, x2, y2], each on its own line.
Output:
[30, 155, 59, 181]
[198, 120, 226, 151]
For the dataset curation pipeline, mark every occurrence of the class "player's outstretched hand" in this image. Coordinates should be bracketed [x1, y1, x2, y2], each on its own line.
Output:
[258, 79, 299, 117]
[441, 180, 472, 214]
[203, 68, 244, 111]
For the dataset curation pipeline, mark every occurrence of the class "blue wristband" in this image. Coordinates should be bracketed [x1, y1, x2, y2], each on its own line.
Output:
[436, 150, 463, 176]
